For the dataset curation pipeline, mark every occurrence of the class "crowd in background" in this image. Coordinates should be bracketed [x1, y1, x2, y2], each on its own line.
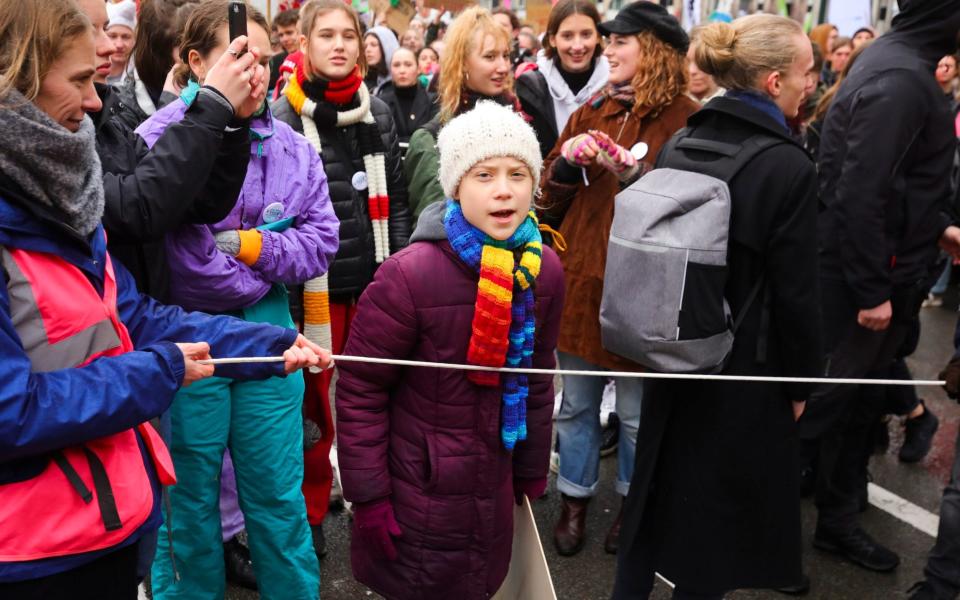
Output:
[3, 0, 960, 599]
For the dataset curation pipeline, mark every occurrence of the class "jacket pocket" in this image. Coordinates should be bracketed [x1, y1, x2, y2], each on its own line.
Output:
[424, 433, 480, 496]
[424, 434, 439, 492]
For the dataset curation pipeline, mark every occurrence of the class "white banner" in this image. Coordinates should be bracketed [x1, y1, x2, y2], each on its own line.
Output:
[826, 0, 872, 37]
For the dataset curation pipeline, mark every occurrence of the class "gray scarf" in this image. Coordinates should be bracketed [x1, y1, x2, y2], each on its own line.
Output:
[0, 90, 104, 236]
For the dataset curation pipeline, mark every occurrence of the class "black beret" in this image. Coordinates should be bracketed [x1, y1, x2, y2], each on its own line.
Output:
[598, 2, 689, 54]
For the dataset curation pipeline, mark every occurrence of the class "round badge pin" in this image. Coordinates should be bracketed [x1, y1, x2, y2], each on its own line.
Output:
[262, 202, 284, 224]
[631, 142, 649, 161]
[352, 171, 369, 191]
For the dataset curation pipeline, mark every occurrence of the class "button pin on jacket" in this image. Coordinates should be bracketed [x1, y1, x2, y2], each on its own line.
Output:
[262, 202, 284, 224]
[352, 171, 369, 191]
[631, 142, 649, 161]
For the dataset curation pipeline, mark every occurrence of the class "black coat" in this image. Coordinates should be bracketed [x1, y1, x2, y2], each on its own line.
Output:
[612, 98, 823, 596]
[375, 81, 438, 148]
[93, 83, 250, 302]
[817, 0, 960, 310]
[515, 69, 560, 160]
[273, 95, 411, 300]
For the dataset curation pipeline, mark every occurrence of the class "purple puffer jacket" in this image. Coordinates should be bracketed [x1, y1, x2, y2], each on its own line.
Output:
[335, 202, 565, 600]
[136, 100, 339, 312]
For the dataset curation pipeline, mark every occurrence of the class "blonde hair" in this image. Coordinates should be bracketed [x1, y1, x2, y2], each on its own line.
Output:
[629, 31, 689, 117]
[299, 0, 368, 79]
[0, 0, 91, 102]
[695, 14, 805, 92]
[438, 7, 512, 122]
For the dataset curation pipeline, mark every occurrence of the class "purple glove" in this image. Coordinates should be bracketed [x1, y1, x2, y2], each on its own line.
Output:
[514, 476, 547, 506]
[353, 499, 402, 560]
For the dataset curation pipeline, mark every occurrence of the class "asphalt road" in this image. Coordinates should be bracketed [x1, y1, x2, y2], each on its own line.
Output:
[142, 295, 960, 600]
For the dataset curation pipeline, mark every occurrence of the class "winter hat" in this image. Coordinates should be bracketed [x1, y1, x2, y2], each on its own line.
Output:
[598, 1, 689, 54]
[437, 101, 542, 198]
[106, 0, 137, 32]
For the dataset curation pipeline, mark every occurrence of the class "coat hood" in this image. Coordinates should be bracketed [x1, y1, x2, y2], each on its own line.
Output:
[367, 26, 400, 87]
[890, 0, 960, 64]
[409, 199, 447, 242]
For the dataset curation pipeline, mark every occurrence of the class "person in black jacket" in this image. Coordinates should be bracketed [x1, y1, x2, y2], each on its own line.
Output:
[376, 47, 438, 153]
[81, 0, 265, 305]
[612, 14, 821, 599]
[803, 0, 960, 575]
[272, 0, 411, 558]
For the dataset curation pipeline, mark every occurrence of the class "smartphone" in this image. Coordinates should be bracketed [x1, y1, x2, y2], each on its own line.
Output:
[228, 1, 247, 55]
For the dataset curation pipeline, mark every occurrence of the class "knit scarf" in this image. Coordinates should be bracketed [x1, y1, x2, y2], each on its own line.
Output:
[286, 67, 390, 350]
[605, 80, 636, 109]
[0, 89, 105, 236]
[443, 200, 543, 450]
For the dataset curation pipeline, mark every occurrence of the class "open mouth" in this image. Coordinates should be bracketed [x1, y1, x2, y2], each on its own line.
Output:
[490, 209, 516, 222]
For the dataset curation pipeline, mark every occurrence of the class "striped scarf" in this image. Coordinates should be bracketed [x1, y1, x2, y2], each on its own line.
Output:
[285, 67, 391, 350]
[443, 200, 543, 450]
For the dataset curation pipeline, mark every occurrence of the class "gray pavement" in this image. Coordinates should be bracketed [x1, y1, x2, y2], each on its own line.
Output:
[182, 298, 960, 600]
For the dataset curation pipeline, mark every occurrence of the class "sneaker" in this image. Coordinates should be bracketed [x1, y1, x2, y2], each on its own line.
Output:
[600, 413, 619, 458]
[224, 536, 257, 590]
[813, 527, 900, 572]
[900, 402, 940, 463]
[549, 451, 560, 474]
[922, 293, 944, 308]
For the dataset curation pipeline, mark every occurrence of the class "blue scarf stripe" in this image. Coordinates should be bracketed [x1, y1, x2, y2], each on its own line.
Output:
[443, 200, 540, 450]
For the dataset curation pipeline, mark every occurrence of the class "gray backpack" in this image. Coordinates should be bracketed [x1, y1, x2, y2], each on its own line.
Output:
[599, 131, 783, 373]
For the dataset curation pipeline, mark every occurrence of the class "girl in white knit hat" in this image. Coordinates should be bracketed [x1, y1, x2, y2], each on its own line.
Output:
[334, 101, 565, 600]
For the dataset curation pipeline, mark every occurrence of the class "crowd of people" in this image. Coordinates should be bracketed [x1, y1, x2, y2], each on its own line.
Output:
[2, 0, 960, 599]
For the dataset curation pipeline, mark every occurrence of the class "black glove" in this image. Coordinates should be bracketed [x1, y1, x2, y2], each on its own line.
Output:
[939, 356, 960, 400]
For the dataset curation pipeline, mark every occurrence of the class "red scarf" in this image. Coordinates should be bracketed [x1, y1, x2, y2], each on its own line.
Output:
[297, 65, 363, 105]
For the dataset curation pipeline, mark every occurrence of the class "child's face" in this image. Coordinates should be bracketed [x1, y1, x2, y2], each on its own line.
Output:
[456, 157, 533, 241]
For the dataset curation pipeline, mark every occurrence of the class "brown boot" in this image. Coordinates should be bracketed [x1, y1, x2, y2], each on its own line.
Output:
[554, 494, 589, 556]
[604, 499, 624, 554]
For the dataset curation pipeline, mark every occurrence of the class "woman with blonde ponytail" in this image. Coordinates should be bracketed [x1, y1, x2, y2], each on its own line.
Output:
[612, 13, 821, 599]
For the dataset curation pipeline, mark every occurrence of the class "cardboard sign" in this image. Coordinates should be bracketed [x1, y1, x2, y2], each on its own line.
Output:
[422, 0, 475, 10]
[371, 0, 417, 33]
[491, 497, 558, 600]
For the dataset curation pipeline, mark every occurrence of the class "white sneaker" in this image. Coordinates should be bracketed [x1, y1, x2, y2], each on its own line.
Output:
[922, 293, 944, 308]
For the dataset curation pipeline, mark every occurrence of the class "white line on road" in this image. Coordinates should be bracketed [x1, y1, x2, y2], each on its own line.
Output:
[868, 482, 940, 538]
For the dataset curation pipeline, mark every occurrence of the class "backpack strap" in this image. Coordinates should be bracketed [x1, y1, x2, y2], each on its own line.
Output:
[660, 129, 787, 183]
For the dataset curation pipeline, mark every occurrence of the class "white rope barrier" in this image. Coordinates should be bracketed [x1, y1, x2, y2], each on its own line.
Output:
[195, 355, 947, 387]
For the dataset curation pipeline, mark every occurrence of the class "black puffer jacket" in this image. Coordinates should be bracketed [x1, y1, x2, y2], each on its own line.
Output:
[93, 83, 250, 302]
[375, 81, 438, 149]
[273, 94, 411, 300]
[817, 0, 960, 309]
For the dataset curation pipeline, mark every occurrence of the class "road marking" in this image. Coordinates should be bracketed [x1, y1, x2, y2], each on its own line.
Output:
[139, 583, 148, 600]
[868, 482, 939, 537]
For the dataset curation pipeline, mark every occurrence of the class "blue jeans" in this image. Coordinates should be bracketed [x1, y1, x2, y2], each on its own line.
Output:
[932, 260, 951, 295]
[924, 427, 960, 598]
[556, 352, 642, 497]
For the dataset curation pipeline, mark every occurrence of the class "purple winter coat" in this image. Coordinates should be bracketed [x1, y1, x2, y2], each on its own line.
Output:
[335, 202, 565, 600]
[136, 99, 339, 312]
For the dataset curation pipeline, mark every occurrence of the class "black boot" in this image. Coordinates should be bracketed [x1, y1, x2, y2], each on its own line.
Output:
[900, 401, 939, 463]
[224, 535, 257, 590]
[813, 527, 900, 572]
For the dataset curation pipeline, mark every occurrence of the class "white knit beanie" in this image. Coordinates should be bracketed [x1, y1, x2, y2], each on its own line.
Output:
[106, 0, 137, 32]
[437, 102, 543, 199]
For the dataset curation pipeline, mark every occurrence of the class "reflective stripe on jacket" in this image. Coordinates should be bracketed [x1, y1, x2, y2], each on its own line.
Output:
[0, 242, 175, 562]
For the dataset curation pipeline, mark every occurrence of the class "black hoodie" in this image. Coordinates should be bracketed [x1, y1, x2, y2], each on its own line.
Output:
[817, 0, 960, 310]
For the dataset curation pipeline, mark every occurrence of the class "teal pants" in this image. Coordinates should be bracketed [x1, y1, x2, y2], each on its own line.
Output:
[151, 286, 318, 600]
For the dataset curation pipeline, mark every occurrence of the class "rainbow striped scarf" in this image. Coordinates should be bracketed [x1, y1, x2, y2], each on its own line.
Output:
[444, 200, 543, 450]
